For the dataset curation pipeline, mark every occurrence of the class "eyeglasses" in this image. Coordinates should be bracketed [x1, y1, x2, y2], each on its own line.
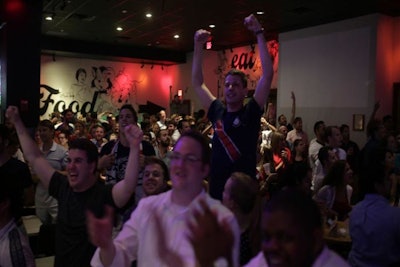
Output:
[169, 152, 201, 164]
[143, 170, 162, 178]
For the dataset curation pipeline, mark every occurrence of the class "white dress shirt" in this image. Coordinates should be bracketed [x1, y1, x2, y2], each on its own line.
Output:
[91, 190, 240, 267]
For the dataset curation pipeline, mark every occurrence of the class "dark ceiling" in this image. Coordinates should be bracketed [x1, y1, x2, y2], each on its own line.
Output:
[41, 0, 400, 63]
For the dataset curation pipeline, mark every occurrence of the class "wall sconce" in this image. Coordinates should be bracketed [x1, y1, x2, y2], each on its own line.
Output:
[177, 89, 183, 97]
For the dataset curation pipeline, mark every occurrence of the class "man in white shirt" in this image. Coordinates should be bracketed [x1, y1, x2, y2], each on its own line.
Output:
[326, 126, 346, 160]
[89, 131, 240, 267]
[286, 117, 309, 149]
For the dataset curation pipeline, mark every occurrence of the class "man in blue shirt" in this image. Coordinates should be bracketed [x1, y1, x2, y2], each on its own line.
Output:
[348, 148, 400, 266]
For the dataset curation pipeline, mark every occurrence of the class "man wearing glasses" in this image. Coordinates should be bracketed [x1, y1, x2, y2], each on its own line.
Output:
[89, 131, 240, 267]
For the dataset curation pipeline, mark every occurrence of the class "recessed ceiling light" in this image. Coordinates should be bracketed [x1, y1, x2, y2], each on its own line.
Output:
[256, 11, 264, 15]
[116, 27, 123, 31]
[173, 34, 180, 39]
[146, 13, 152, 18]
[209, 24, 216, 28]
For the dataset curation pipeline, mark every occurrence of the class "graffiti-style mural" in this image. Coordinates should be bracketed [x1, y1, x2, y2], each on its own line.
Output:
[214, 40, 279, 98]
[40, 60, 145, 120]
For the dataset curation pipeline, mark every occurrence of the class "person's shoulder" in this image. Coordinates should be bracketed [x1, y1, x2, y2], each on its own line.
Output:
[243, 251, 267, 267]
[53, 142, 68, 153]
[138, 191, 169, 207]
[100, 139, 116, 154]
[6, 157, 28, 167]
[317, 185, 332, 195]
[314, 246, 351, 267]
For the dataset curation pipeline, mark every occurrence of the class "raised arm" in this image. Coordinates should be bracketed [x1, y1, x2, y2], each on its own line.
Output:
[290, 91, 296, 125]
[111, 124, 142, 208]
[244, 14, 273, 109]
[192, 29, 216, 109]
[6, 106, 55, 189]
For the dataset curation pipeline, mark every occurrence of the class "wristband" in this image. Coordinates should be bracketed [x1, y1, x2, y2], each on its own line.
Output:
[255, 28, 264, 35]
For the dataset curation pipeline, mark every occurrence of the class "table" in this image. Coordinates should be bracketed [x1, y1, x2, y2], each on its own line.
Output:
[324, 219, 351, 259]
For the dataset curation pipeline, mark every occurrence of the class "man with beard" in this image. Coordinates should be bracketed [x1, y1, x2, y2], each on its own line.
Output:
[154, 128, 172, 167]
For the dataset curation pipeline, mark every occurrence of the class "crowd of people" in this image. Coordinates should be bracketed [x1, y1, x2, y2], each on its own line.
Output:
[1, 13, 400, 267]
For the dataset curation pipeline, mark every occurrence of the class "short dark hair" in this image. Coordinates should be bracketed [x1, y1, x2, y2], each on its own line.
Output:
[119, 104, 138, 123]
[144, 156, 170, 182]
[62, 108, 74, 117]
[225, 69, 248, 88]
[264, 189, 322, 232]
[313, 121, 324, 134]
[177, 119, 189, 130]
[176, 130, 211, 165]
[68, 138, 99, 169]
[38, 119, 54, 130]
[293, 117, 302, 124]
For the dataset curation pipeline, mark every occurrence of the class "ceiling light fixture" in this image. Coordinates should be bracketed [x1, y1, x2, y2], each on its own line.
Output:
[209, 24, 215, 28]
[45, 14, 54, 21]
[256, 11, 264, 15]
[122, 10, 128, 14]
[146, 13, 152, 18]
[173, 34, 180, 39]
[116, 27, 123, 31]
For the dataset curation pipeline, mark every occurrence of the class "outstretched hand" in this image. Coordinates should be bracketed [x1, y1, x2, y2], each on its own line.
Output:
[6, 106, 22, 125]
[244, 13, 262, 32]
[123, 124, 143, 148]
[187, 198, 234, 267]
[194, 29, 211, 45]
